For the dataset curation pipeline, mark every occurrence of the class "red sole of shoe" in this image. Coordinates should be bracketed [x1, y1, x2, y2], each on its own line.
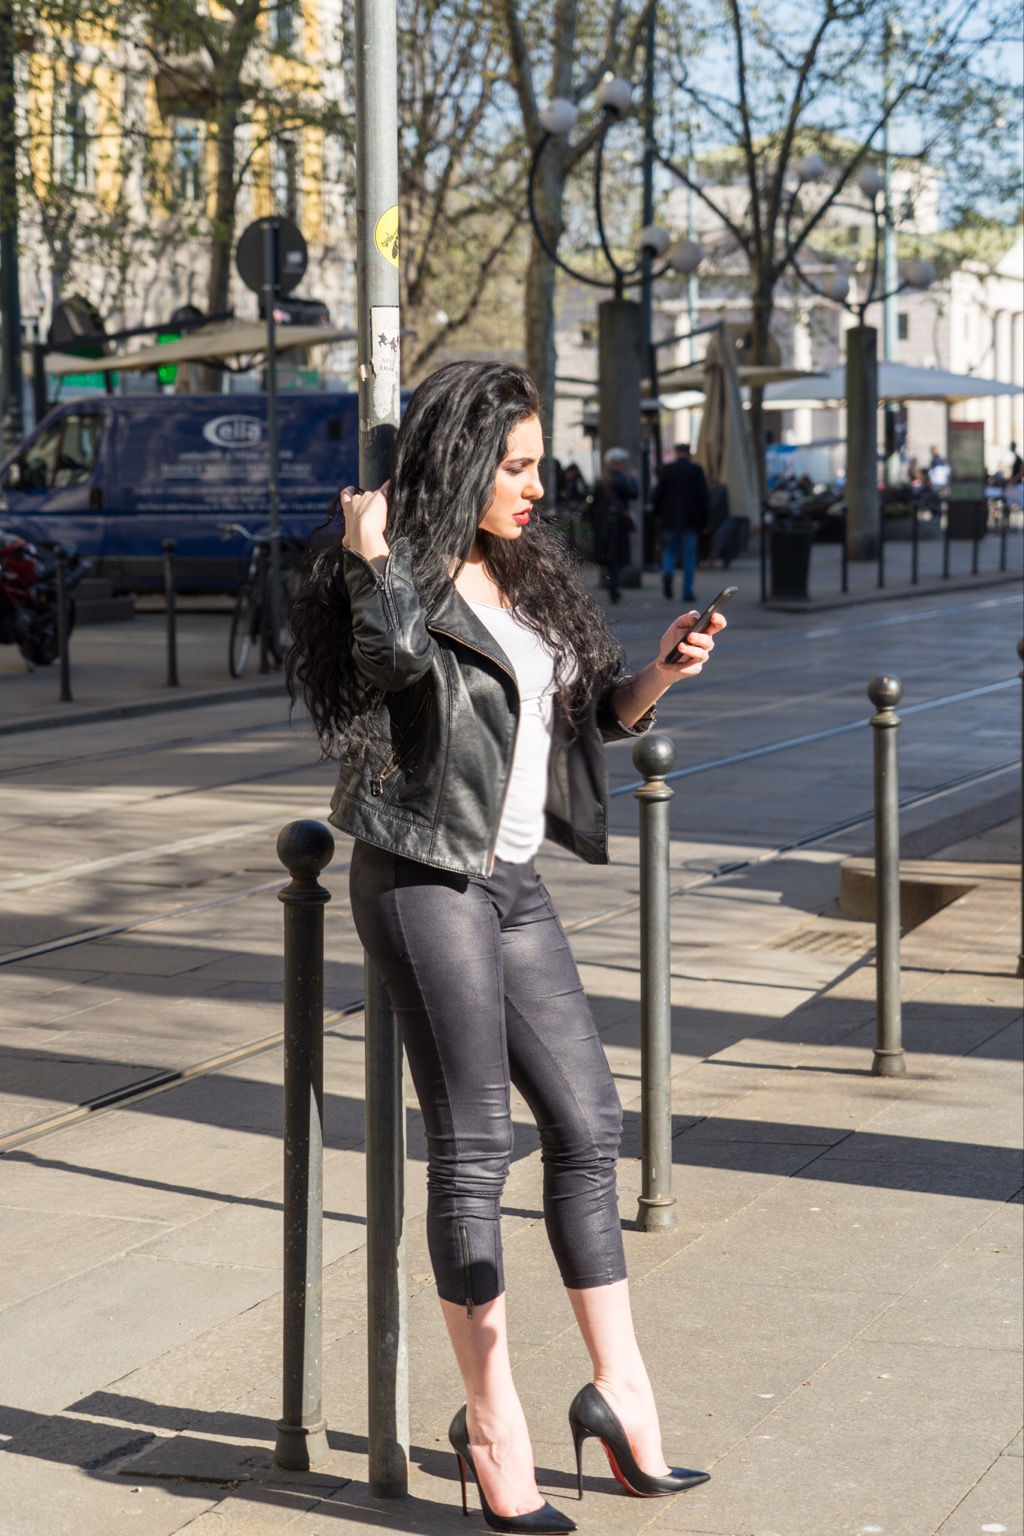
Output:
[601, 1441, 659, 1498]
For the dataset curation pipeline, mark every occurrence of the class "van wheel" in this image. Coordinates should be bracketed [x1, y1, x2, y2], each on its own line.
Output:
[229, 588, 255, 678]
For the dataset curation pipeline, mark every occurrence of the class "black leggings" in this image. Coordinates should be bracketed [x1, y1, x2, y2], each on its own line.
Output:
[349, 841, 626, 1309]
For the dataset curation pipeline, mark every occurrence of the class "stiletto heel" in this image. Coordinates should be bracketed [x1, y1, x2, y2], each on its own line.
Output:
[448, 1406, 576, 1534]
[570, 1418, 586, 1500]
[567, 1383, 710, 1500]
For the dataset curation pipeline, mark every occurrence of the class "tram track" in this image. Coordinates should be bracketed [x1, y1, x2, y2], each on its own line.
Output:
[0, 672, 1013, 909]
[0, 591, 1015, 791]
[0, 751, 1016, 1157]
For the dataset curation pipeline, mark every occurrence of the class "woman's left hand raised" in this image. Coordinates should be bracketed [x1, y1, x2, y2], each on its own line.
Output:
[654, 609, 727, 679]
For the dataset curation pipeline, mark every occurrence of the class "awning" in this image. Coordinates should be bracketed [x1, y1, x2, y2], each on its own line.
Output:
[764, 361, 1024, 409]
[37, 318, 358, 378]
[658, 364, 821, 391]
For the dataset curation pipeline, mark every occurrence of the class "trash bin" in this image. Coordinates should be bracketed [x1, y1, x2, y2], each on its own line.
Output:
[769, 518, 814, 600]
[946, 500, 987, 541]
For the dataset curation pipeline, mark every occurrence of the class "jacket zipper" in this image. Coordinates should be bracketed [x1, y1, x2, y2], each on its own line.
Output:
[370, 689, 431, 796]
[427, 624, 519, 874]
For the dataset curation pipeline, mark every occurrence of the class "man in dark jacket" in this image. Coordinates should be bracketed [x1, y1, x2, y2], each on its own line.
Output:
[653, 443, 710, 601]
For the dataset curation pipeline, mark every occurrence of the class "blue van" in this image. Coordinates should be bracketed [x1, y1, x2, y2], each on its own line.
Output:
[0, 393, 360, 590]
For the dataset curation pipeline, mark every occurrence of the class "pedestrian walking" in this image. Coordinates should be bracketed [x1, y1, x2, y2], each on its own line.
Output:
[287, 361, 722, 1532]
[589, 447, 637, 603]
[653, 443, 710, 602]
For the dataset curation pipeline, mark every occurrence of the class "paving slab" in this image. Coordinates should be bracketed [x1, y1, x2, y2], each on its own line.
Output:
[933, 1449, 1024, 1535]
[0, 1253, 276, 1416]
[648, 1340, 1023, 1536]
[0, 1450, 214, 1536]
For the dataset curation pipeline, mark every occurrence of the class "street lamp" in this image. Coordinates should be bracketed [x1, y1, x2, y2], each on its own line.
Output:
[527, 37, 703, 576]
[783, 161, 935, 559]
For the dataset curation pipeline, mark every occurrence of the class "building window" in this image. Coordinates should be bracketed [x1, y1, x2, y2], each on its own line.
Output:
[270, 0, 297, 47]
[897, 312, 909, 341]
[174, 121, 203, 203]
[272, 136, 300, 221]
[53, 86, 93, 190]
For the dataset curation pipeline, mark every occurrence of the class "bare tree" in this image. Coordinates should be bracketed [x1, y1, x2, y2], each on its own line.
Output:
[498, 0, 655, 454]
[654, 0, 1022, 483]
[15, 0, 199, 319]
[137, 0, 346, 327]
[392, 0, 526, 377]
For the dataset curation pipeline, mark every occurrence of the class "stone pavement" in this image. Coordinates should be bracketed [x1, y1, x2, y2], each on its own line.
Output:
[0, 554, 1021, 1536]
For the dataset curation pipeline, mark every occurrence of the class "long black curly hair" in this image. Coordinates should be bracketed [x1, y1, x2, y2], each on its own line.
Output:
[287, 359, 625, 758]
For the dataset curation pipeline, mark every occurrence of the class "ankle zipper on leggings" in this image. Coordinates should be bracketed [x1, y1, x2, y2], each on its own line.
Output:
[459, 1224, 474, 1317]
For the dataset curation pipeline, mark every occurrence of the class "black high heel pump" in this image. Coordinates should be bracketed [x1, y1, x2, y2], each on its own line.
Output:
[448, 1406, 576, 1534]
[567, 1383, 710, 1500]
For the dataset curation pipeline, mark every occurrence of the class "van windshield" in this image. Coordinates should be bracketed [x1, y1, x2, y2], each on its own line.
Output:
[25, 412, 103, 490]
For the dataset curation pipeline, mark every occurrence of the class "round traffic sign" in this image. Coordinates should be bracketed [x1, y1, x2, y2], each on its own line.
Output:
[236, 217, 308, 295]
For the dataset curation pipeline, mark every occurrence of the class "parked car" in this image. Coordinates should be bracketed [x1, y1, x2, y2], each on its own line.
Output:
[0, 394, 360, 592]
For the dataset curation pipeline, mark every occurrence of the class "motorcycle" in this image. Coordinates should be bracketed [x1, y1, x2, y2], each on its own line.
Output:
[0, 528, 91, 667]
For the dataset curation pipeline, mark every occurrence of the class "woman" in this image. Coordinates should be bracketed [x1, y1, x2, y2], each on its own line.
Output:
[288, 361, 724, 1534]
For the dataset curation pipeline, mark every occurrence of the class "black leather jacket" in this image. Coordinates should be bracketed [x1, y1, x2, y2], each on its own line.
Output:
[328, 539, 654, 876]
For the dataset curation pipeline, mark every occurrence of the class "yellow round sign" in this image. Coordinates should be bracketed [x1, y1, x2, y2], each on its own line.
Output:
[374, 206, 399, 268]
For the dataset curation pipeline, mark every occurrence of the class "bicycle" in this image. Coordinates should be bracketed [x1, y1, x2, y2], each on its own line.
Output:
[219, 522, 301, 678]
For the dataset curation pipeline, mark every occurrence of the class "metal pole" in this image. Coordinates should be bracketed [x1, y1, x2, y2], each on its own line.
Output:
[364, 956, 408, 1494]
[868, 675, 905, 1076]
[162, 539, 178, 687]
[942, 511, 951, 579]
[760, 510, 769, 604]
[881, 14, 900, 492]
[1017, 637, 1023, 979]
[263, 219, 282, 660]
[259, 543, 271, 675]
[639, 2, 656, 558]
[841, 507, 849, 593]
[999, 501, 1008, 573]
[845, 325, 879, 561]
[877, 497, 885, 589]
[274, 819, 333, 1472]
[30, 339, 46, 429]
[0, 0, 23, 454]
[354, 0, 407, 1498]
[54, 545, 71, 703]
[911, 500, 919, 584]
[633, 733, 678, 1231]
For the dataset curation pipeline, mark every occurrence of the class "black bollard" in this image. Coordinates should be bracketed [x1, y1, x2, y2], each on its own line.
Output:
[868, 676, 906, 1077]
[274, 820, 333, 1471]
[942, 512, 951, 579]
[54, 545, 72, 703]
[162, 539, 178, 687]
[1017, 639, 1023, 980]
[910, 502, 920, 585]
[877, 504, 886, 590]
[999, 502, 1009, 573]
[364, 958, 409, 1496]
[840, 509, 849, 594]
[759, 512, 769, 604]
[633, 733, 678, 1231]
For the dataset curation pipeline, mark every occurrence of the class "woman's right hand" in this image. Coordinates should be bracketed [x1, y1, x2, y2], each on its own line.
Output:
[340, 482, 391, 562]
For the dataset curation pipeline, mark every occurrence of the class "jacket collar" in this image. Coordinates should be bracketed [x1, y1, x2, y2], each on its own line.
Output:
[426, 582, 516, 680]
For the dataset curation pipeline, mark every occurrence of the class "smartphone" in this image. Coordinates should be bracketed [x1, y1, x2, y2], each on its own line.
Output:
[662, 586, 737, 665]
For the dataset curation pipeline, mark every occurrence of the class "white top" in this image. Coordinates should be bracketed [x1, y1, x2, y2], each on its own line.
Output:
[466, 599, 558, 864]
